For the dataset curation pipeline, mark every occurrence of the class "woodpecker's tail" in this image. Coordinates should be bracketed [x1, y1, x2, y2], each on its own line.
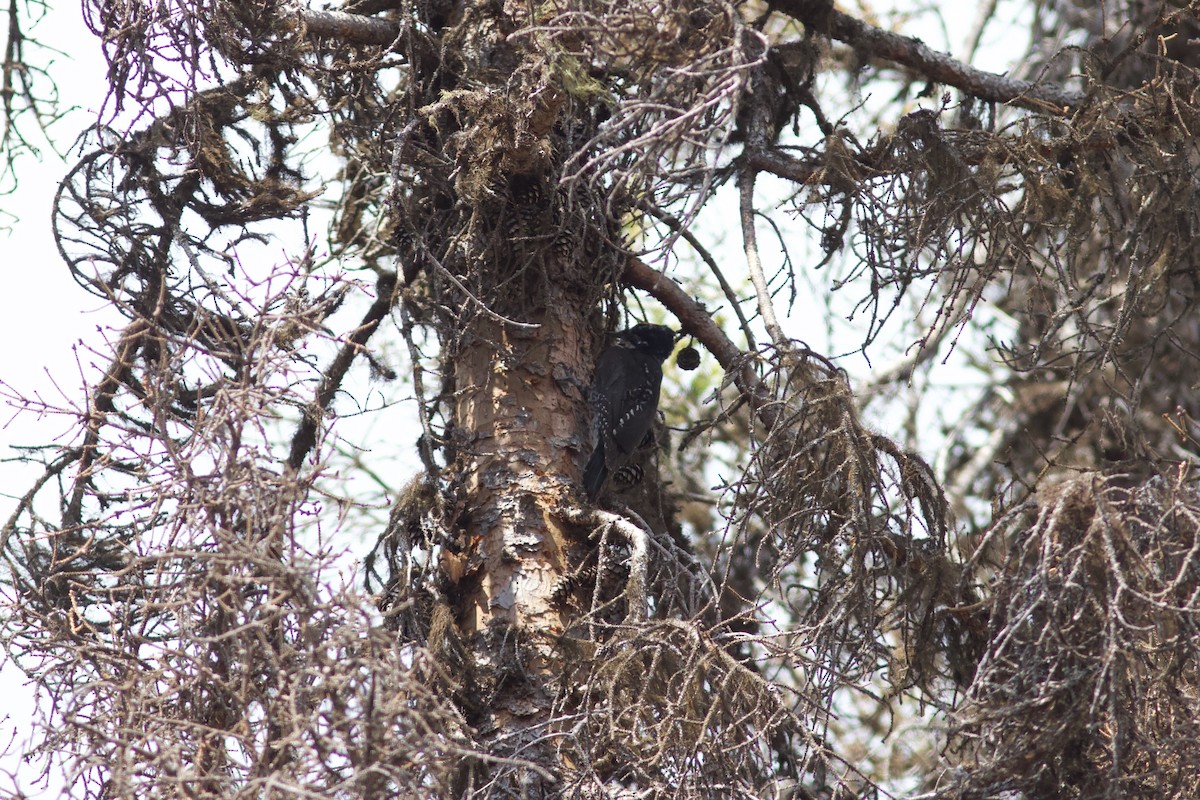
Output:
[583, 445, 607, 499]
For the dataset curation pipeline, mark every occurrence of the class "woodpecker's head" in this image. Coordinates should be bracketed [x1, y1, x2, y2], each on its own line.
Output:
[615, 323, 678, 362]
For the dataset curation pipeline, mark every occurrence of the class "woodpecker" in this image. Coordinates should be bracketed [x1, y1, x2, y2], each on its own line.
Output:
[584, 323, 677, 499]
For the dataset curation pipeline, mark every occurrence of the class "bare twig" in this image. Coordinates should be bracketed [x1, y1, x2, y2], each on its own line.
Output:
[770, 0, 1086, 114]
[638, 201, 756, 349]
[738, 168, 787, 347]
[287, 273, 397, 471]
[962, 0, 1001, 65]
[423, 246, 541, 330]
[398, 298, 441, 477]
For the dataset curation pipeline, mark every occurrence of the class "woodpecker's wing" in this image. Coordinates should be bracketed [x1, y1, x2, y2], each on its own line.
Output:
[583, 347, 626, 498]
[584, 326, 672, 499]
[608, 350, 663, 459]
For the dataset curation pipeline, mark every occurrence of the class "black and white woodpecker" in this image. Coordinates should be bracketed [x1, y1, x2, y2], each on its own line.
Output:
[583, 324, 678, 499]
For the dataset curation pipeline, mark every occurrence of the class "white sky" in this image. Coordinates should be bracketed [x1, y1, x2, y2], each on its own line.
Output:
[0, 6, 112, 794]
[0, 1, 1031, 794]
[0, 0, 1025, 539]
[0, 6, 113, 447]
